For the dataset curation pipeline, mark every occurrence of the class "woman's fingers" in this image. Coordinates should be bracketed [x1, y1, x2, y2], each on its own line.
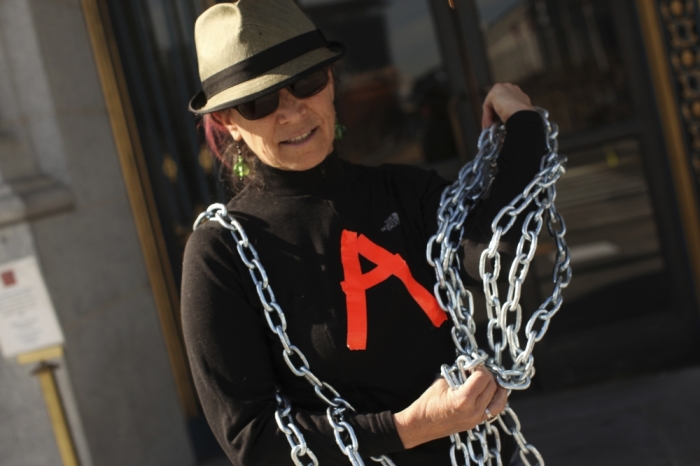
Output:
[460, 367, 506, 424]
[491, 387, 508, 415]
[473, 372, 498, 412]
[482, 387, 508, 423]
[394, 366, 508, 448]
[482, 99, 497, 129]
[482, 82, 535, 128]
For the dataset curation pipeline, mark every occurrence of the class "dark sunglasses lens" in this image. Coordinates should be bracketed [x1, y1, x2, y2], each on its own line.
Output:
[235, 69, 328, 119]
[237, 92, 279, 120]
[289, 69, 329, 98]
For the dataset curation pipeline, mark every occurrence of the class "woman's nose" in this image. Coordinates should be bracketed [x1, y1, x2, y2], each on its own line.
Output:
[276, 88, 306, 123]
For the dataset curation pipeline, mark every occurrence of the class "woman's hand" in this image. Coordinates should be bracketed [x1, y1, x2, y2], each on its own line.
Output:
[392, 366, 508, 449]
[482, 83, 535, 129]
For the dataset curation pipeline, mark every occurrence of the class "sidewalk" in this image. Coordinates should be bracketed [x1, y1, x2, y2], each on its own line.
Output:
[201, 365, 700, 465]
[510, 365, 700, 465]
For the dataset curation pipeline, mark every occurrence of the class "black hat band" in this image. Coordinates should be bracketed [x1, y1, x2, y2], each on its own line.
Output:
[202, 30, 329, 99]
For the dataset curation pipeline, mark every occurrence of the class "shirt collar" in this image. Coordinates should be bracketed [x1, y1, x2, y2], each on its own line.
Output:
[255, 150, 343, 196]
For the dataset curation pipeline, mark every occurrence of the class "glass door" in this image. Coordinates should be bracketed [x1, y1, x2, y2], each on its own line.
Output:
[462, 0, 699, 389]
[298, 0, 463, 166]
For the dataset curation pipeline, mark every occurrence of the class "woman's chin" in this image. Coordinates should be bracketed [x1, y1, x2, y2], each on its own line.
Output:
[283, 151, 329, 171]
[277, 134, 332, 170]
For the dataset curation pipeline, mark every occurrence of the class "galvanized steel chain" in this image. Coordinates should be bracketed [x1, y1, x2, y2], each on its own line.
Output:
[193, 205, 395, 466]
[427, 107, 569, 466]
[193, 107, 567, 466]
[275, 392, 320, 466]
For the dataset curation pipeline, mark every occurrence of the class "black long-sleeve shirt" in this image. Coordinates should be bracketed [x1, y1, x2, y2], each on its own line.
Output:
[181, 111, 546, 465]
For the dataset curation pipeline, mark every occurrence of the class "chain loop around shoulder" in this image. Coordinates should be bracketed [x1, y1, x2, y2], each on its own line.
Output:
[194, 205, 394, 466]
[194, 107, 567, 466]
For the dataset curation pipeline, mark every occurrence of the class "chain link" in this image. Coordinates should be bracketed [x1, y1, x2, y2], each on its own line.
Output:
[426, 107, 569, 465]
[275, 392, 319, 466]
[193, 107, 568, 465]
[194, 204, 394, 466]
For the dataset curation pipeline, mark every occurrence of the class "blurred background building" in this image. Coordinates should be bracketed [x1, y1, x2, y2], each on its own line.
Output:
[0, 0, 698, 464]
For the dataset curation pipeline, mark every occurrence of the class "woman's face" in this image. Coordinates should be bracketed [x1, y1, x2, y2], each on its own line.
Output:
[217, 69, 336, 171]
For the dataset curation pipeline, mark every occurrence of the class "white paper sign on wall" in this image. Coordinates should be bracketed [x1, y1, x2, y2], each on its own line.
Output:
[0, 256, 64, 358]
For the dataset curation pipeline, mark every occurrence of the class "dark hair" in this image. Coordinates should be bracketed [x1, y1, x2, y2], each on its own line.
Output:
[201, 63, 342, 193]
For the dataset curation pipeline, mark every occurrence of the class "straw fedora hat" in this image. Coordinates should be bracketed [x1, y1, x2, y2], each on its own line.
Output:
[189, 0, 345, 114]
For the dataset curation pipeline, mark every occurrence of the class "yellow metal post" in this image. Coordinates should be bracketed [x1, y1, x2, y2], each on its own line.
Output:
[32, 362, 80, 466]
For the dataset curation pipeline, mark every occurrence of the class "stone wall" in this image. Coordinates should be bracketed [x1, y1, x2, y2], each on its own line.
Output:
[0, 1, 194, 465]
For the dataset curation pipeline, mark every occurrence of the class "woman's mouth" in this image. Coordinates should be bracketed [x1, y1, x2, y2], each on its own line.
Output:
[281, 128, 316, 146]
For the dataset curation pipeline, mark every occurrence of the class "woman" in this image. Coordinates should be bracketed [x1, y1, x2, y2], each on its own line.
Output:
[182, 1, 546, 464]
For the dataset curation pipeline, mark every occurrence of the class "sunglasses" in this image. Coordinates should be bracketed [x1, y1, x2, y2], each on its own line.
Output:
[235, 68, 330, 120]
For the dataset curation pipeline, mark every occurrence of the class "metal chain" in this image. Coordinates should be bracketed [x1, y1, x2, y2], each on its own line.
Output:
[193, 107, 568, 466]
[193, 205, 395, 466]
[427, 107, 569, 466]
[275, 392, 320, 466]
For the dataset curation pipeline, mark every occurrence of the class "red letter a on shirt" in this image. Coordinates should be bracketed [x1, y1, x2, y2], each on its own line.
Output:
[340, 230, 447, 350]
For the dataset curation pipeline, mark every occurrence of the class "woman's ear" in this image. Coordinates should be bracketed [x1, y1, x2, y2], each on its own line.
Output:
[212, 109, 242, 141]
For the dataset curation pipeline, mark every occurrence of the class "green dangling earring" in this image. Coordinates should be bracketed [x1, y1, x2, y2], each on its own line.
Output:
[233, 142, 250, 179]
[334, 119, 346, 140]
